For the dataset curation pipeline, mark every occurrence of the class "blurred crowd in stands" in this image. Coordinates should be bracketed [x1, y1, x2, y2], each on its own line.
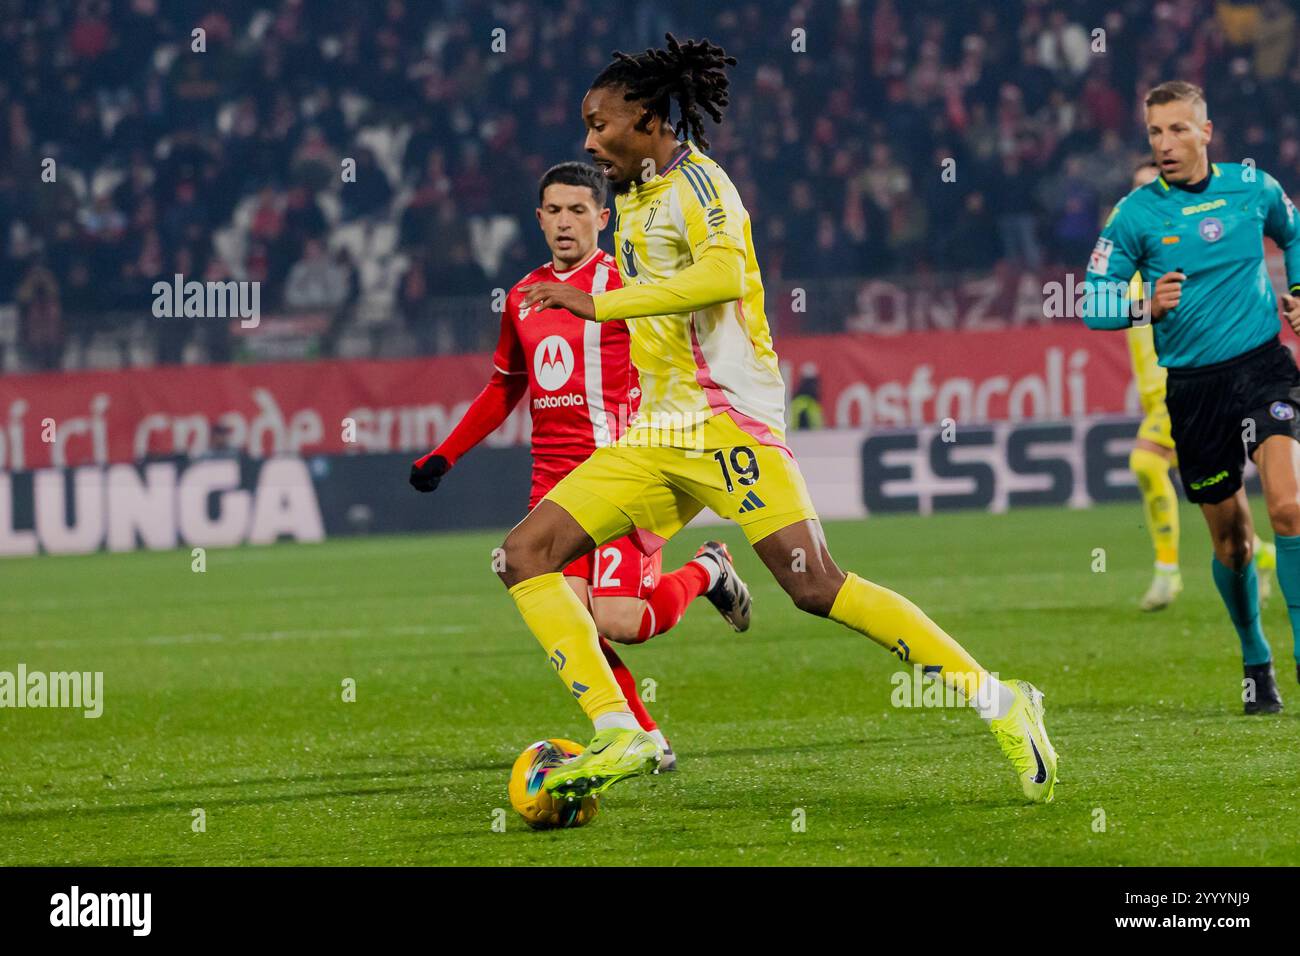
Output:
[2, 0, 1299, 369]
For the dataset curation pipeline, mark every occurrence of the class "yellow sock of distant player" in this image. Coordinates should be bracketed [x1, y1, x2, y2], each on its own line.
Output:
[1130, 447, 1179, 566]
[829, 573, 987, 694]
[508, 572, 628, 721]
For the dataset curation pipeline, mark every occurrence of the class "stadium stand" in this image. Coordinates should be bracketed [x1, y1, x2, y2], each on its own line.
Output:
[0, 0, 1298, 370]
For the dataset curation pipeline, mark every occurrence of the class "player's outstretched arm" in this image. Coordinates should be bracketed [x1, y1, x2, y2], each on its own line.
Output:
[592, 245, 745, 321]
[409, 370, 526, 492]
[519, 246, 745, 323]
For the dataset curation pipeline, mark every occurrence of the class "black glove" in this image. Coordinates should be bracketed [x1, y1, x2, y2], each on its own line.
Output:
[409, 453, 449, 493]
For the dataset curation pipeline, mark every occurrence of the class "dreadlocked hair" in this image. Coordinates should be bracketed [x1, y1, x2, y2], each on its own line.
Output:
[591, 33, 737, 151]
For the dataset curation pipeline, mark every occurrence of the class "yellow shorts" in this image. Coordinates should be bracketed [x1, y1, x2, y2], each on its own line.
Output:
[1136, 400, 1177, 454]
[544, 412, 819, 552]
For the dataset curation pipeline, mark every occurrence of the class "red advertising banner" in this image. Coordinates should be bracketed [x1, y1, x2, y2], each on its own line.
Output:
[0, 352, 533, 472]
[0, 321, 1264, 471]
[777, 321, 1136, 430]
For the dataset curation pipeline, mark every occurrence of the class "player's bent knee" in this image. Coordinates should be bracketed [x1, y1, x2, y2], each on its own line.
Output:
[591, 604, 645, 644]
[498, 529, 554, 587]
[1266, 499, 1300, 537]
[785, 577, 841, 618]
[1212, 534, 1253, 571]
[1129, 447, 1167, 487]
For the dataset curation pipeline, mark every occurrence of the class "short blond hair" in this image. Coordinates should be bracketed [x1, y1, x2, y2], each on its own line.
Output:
[1144, 81, 1206, 110]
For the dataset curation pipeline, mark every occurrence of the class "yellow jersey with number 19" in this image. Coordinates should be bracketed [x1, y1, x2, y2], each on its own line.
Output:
[592, 142, 787, 449]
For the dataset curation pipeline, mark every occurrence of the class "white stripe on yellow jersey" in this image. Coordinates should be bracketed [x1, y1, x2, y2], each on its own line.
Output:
[583, 258, 614, 448]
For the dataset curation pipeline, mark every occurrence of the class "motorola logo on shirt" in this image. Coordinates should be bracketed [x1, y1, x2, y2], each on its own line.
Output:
[534, 335, 575, 390]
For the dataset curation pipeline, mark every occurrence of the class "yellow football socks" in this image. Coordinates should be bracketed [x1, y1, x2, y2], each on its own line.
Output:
[829, 572, 991, 699]
[508, 572, 629, 721]
[1130, 447, 1179, 567]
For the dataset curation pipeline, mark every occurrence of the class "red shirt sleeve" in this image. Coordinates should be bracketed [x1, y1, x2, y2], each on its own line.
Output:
[417, 303, 527, 468]
[422, 369, 526, 467]
[492, 292, 527, 376]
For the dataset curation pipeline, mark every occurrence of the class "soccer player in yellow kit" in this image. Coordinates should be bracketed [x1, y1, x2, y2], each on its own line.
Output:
[505, 35, 1058, 805]
[1127, 160, 1184, 610]
[1125, 161, 1275, 611]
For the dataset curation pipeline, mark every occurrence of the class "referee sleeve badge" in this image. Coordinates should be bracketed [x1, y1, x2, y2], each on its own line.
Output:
[1089, 237, 1114, 274]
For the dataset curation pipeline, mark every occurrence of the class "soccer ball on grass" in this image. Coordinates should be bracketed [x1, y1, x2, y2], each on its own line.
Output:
[508, 738, 600, 829]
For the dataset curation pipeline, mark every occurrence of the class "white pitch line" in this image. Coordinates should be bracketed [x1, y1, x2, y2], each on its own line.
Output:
[1, 623, 470, 651]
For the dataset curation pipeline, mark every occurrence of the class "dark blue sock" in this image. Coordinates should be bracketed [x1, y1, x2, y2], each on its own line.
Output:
[1211, 556, 1271, 666]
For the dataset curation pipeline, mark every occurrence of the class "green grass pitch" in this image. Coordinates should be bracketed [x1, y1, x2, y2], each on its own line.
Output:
[3, 502, 1298, 866]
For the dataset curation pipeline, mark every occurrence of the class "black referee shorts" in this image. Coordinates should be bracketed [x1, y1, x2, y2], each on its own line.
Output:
[1166, 337, 1300, 505]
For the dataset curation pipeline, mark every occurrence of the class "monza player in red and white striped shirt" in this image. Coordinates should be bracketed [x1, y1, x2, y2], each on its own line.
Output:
[410, 162, 752, 768]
